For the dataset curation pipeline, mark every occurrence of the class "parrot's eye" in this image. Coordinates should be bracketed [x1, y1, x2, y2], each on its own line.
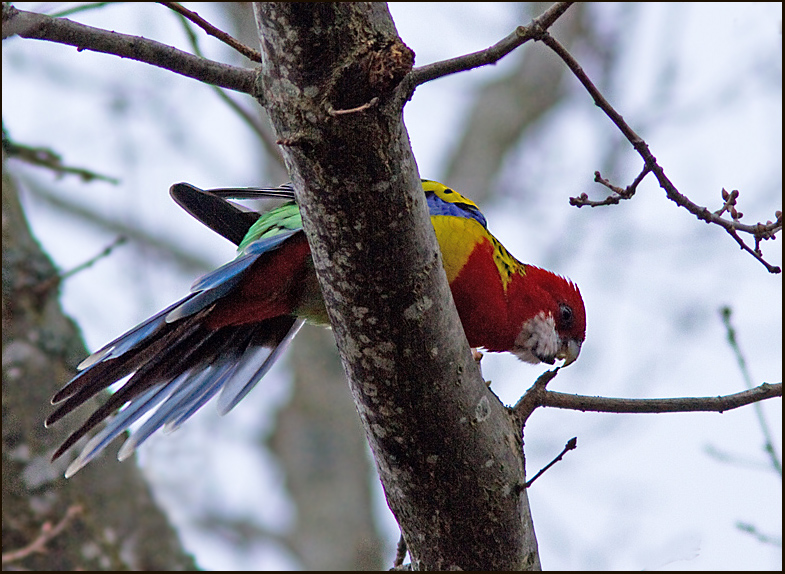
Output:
[558, 303, 574, 329]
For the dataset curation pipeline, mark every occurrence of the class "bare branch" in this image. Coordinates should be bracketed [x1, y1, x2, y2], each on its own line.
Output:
[396, 1, 782, 272]
[511, 368, 561, 425]
[514, 382, 781, 422]
[524, 437, 577, 488]
[32, 236, 128, 298]
[401, 2, 574, 95]
[3, 134, 120, 184]
[171, 10, 285, 170]
[2, 4, 257, 95]
[570, 167, 650, 207]
[158, 1, 262, 63]
[26, 182, 216, 275]
[2, 505, 83, 564]
[721, 307, 782, 477]
[724, 218, 782, 274]
[538, 30, 782, 274]
[736, 522, 783, 547]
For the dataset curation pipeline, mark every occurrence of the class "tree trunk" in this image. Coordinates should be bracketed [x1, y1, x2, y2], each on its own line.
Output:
[2, 157, 196, 570]
[253, 4, 540, 569]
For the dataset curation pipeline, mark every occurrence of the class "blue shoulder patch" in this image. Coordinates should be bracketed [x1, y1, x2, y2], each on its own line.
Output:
[425, 189, 488, 229]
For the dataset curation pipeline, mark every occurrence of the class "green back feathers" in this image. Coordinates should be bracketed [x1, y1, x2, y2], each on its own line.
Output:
[238, 201, 303, 253]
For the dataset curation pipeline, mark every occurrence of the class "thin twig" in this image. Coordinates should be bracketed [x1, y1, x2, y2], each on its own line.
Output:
[714, 188, 739, 218]
[158, 2, 262, 63]
[538, 30, 781, 274]
[327, 97, 379, 116]
[401, 2, 574, 96]
[2, 505, 83, 564]
[2, 4, 257, 94]
[26, 180, 216, 275]
[3, 137, 120, 184]
[172, 12, 285, 170]
[61, 236, 128, 279]
[525, 437, 577, 488]
[571, 167, 650, 207]
[704, 444, 774, 471]
[736, 522, 782, 547]
[33, 236, 128, 297]
[724, 224, 781, 274]
[721, 307, 782, 477]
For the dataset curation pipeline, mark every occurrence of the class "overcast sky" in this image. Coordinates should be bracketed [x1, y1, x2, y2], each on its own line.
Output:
[3, 2, 781, 570]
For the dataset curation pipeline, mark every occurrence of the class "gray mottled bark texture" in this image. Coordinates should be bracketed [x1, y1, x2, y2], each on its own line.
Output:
[253, 3, 540, 570]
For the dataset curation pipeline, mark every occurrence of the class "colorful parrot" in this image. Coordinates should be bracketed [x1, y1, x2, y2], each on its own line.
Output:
[48, 180, 586, 477]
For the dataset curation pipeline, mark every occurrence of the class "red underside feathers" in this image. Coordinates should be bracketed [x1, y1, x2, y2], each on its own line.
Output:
[206, 234, 312, 329]
[447, 239, 517, 352]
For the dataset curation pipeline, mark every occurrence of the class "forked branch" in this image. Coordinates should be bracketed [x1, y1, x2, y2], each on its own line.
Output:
[538, 31, 781, 273]
[399, 2, 781, 273]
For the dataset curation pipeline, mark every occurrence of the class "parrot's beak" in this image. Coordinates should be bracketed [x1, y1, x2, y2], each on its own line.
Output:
[558, 338, 582, 367]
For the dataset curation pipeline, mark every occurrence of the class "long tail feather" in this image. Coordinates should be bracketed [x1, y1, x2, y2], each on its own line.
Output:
[54, 315, 301, 474]
[49, 204, 309, 473]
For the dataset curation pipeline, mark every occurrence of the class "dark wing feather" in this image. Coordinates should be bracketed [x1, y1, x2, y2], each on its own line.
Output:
[169, 182, 296, 246]
[170, 183, 261, 246]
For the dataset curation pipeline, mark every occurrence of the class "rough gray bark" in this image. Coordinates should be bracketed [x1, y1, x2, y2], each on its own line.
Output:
[2, 160, 197, 570]
[221, 5, 386, 567]
[253, 4, 540, 570]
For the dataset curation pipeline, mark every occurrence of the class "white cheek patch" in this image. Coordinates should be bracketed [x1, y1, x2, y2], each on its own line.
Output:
[513, 311, 558, 364]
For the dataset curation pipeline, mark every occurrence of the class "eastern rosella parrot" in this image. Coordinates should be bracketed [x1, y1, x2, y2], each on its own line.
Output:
[48, 180, 586, 477]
